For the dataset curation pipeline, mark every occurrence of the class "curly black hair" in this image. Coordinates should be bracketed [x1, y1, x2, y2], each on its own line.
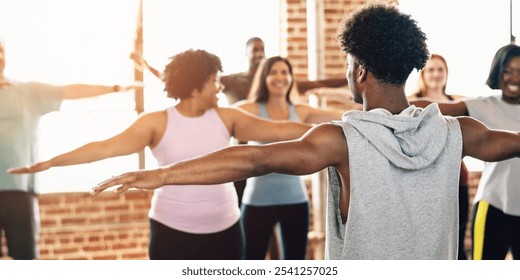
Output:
[163, 49, 223, 99]
[337, 3, 429, 85]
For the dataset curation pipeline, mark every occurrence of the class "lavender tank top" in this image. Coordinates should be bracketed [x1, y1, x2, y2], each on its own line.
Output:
[149, 106, 239, 234]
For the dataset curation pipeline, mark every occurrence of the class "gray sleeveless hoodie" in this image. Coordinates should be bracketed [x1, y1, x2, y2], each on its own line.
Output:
[325, 104, 462, 260]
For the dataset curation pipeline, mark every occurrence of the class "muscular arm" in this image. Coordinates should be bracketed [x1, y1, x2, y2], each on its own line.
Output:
[296, 78, 347, 93]
[91, 123, 348, 194]
[459, 116, 520, 161]
[296, 104, 344, 124]
[410, 99, 469, 116]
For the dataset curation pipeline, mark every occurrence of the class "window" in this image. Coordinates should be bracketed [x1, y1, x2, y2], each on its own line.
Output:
[138, 0, 281, 111]
[0, 0, 280, 192]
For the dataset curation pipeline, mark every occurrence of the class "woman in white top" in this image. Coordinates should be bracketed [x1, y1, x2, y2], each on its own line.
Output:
[412, 44, 520, 260]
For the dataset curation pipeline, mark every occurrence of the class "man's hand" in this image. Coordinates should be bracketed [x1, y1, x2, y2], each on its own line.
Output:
[129, 52, 163, 80]
[90, 169, 166, 195]
[129, 52, 145, 67]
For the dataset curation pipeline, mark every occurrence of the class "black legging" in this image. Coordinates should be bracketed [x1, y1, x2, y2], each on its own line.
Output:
[0, 191, 39, 260]
[148, 218, 244, 260]
[471, 201, 520, 260]
[241, 202, 309, 260]
[458, 185, 469, 260]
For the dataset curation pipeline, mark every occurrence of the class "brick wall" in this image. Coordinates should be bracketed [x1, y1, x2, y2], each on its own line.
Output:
[283, 0, 367, 80]
[37, 191, 152, 260]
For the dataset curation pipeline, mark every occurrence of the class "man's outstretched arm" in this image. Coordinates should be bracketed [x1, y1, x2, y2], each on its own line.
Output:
[90, 123, 347, 195]
[410, 99, 469, 116]
[459, 116, 520, 161]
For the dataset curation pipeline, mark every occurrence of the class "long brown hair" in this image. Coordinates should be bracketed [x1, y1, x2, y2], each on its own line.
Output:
[412, 54, 449, 98]
[247, 56, 295, 103]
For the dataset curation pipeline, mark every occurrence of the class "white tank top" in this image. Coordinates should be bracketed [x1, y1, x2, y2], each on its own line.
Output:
[149, 106, 239, 233]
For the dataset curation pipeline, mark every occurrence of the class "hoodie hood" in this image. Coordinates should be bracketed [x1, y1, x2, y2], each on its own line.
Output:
[340, 103, 447, 170]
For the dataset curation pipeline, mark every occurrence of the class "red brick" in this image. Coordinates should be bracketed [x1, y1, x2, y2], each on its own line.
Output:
[92, 254, 118, 260]
[61, 217, 87, 225]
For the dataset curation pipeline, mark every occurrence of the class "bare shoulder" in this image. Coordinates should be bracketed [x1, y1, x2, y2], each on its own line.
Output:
[138, 110, 167, 122]
[235, 100, 256, 109]
[134, 110, 168, 131]
[140, 110, 168, 148]
[234, 101, 259, 114]
[302, 122, 348, 166]
[455, 116, 489, 152]
[309, 122, 344, 135]
[214, 107, 250, 124]
[304, 122, 346, 146]
[455, 116, 486, 130]
[215, 106, 238, 117]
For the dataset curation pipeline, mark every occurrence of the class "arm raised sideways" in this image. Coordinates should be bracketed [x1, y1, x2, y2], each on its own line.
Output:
[8, 112, 162, 174]
[459, 116, 520, 161]
[63, 83, 141, 100]
[410, 99, 469, 116]
[90, 123, 348, 195]
[216, 107, 313, 142]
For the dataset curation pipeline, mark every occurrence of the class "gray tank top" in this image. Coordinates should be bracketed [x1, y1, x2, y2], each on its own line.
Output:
[241, 102, 308, 206]
[325, 105, 462, 259]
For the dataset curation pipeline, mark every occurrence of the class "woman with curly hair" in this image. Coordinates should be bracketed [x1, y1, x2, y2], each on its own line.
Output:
[8, 49, 311, 260]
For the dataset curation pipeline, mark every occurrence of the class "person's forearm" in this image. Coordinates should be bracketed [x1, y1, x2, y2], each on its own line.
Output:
[90, 145, 270, 194]
[296, 78, 347, 93]
[232, 105, 313, 142]
[144, 63, 163, 80]
[8, 141, 128, 174]
[63, 84, 120, 99]
[409, 99, 432, 108]
[242, 121, 311, 143]
[90, 133, 327, 195]
[461, 117, 520, 162]
[274, 122, 312, 141]
[160, 145, 268, 186]
[484, 131, 520, 161]
[50, 141, 123, 167]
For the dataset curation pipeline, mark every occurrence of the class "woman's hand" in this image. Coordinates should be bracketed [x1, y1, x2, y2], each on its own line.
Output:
[8, 160, 53, 174]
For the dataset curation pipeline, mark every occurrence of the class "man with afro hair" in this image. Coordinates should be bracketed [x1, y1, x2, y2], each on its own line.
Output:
[91, 3, 520, 259]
